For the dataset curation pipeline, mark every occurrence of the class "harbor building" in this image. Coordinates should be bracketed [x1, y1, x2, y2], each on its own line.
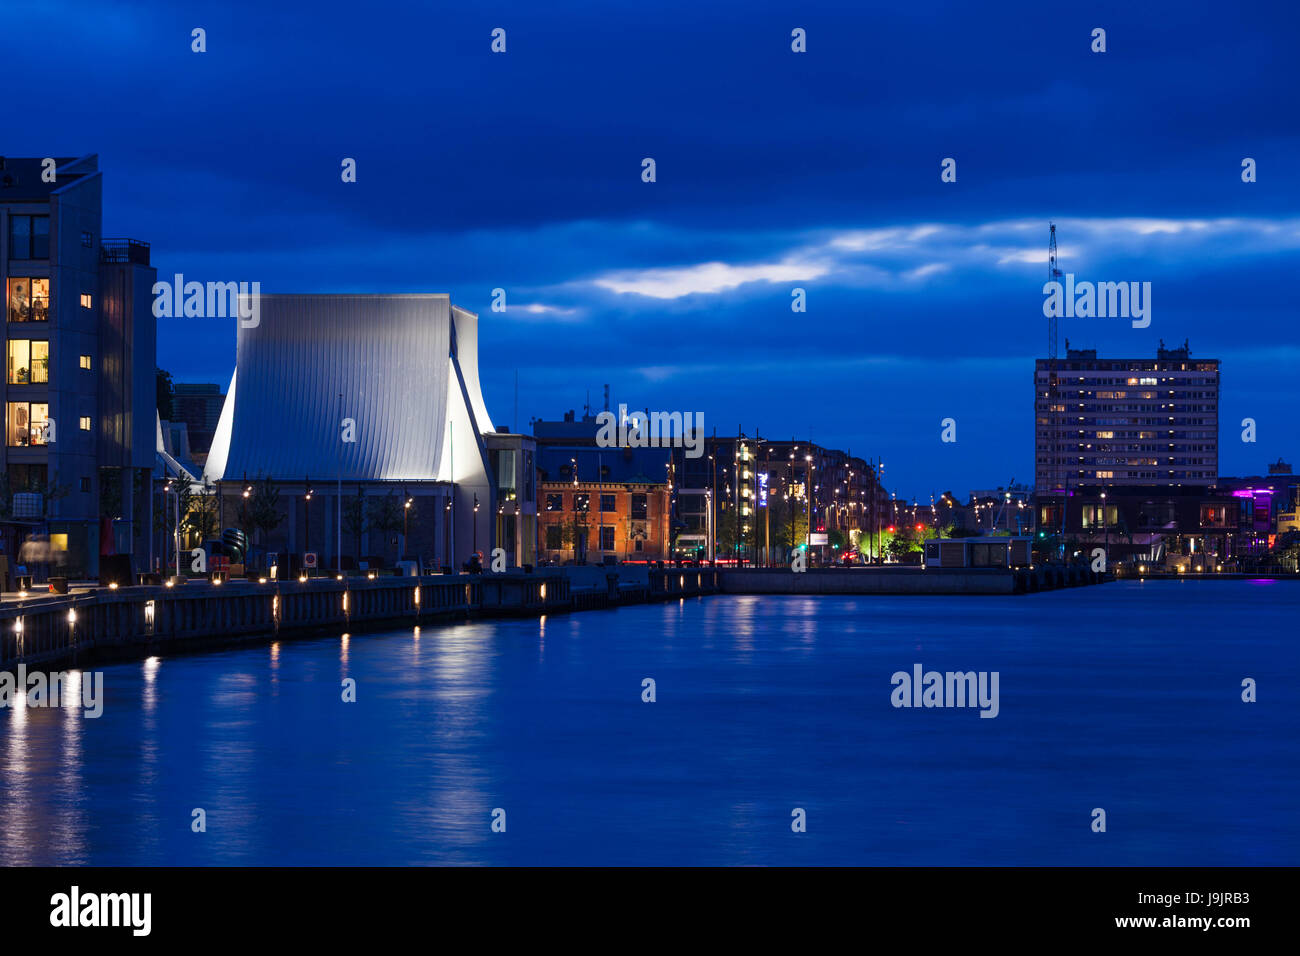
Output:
[200, 294, 507, 572]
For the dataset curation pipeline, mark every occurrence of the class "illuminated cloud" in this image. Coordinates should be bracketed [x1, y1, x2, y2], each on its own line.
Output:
[592, 258, 831, 299]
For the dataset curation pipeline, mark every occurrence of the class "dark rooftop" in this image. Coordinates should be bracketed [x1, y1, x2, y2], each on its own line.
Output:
[0, 155, 97, 202]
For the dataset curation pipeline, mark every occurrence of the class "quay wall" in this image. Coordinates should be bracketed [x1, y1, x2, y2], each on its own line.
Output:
[718, 566, 1108, 595]
[2, 567, 718, 671]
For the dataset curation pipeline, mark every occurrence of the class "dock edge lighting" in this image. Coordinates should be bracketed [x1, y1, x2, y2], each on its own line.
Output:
[342, 591, 349, 613]
[14, 617, 23, 634]
[68, 609, 76, 625]
[540, 583, 547, 601]
[414, 587, 420, 606]
[144, 600, 156, 629]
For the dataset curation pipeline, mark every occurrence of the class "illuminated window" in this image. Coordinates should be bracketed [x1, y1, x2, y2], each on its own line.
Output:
[7, 402, 50, 446]
[80, 354, 92, 370]
[6, 340, 47, 384]
[80, 293, 92, 309]
[79, 416, 91, 431]
[7, 277, 49, 322]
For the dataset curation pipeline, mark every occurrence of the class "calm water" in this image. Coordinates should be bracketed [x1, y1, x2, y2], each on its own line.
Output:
[2, 580, 1296, 866]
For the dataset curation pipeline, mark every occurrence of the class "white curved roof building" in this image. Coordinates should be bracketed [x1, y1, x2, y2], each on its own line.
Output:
[203, 294, 497, 564]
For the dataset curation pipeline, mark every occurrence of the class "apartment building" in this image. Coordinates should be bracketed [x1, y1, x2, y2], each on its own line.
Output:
[1, 155, 155, 579]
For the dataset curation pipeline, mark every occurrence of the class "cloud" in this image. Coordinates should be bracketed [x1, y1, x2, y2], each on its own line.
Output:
[591, 258, 831, 299]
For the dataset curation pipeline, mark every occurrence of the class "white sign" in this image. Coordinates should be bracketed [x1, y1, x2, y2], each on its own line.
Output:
[809, 533, 829, 545]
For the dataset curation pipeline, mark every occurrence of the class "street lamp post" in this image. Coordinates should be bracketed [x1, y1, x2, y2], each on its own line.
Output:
[1101, 492, 1108, 565]
[304, 475, 313, 574]
[403, 488, 413, 561]
[473, 493, 480, 556]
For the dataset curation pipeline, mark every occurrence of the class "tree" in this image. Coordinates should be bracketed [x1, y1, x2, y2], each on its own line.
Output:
[367, 491, 405, 562]
[766, 493, 809, 554]
[183, 482, 219, 546]
[342, 486, 367, 563]
[235, 476, 283, 553]
[156, 368, 174, 421]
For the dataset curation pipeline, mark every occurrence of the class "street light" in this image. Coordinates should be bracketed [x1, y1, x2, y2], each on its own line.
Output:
[402, 487, 413, 560]
[1101, 491, 1109, 564]
[304, 475, 313, 573]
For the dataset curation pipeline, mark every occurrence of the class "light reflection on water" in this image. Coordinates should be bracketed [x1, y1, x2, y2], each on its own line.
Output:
[0, 581, 1297, 865]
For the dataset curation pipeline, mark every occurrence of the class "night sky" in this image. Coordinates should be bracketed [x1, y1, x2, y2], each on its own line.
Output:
[11, 0, 1298, 500]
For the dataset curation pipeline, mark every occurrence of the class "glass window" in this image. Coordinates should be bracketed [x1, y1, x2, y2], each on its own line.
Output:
[7, 278, 49, 322]
[600, 493, 615, 513]
[9, 216, 30, 259]
[8, 216, 49, 259]
[80, 354, 91, 370]
[8, 340, 30, 384]
[31, 341, 49, 383]
[545, 493, 563, 512]
[31, 279, 48, 320]
[80, 293, 92, 309]
[573, 493, 589, 512]
[8, 340, 50, 384]
[546, 526, 562, 550]
[631, 494, 648, 520]
[32, 216, 49, 258]
[600, 526, 615, 551]
[496, 449, 517, 493]
[7, 278, 29, 322]
[7, 402, 49, 446]
[79, 416, 91, 431]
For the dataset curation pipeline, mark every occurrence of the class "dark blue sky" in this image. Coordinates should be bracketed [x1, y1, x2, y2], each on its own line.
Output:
[11, 0, 1299, 499]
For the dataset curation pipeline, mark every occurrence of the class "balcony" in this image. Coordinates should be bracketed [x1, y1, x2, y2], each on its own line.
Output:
[100, 238, 150, 266]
